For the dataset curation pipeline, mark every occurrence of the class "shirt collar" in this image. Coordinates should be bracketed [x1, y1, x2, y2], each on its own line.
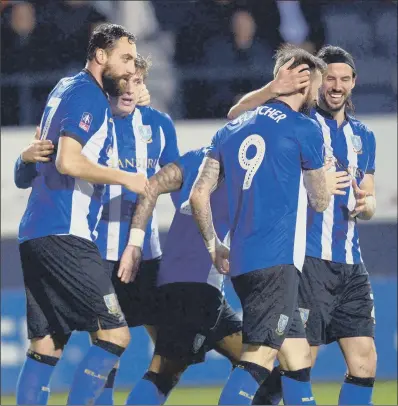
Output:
[82, 68, 109, 99]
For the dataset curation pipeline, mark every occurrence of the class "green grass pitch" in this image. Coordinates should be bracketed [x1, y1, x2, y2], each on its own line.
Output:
[1, 381, 397, 405]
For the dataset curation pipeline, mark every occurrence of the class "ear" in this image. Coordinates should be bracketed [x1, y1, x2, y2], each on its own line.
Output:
[95, 48, 107, 65]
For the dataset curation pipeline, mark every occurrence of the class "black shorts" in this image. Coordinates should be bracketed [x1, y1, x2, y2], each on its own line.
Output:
[298, 256, 375, 346]
[232, 265, 306, 350]
[19, 235, 126, 340]
[103, 257, 161, 327]
[154, 283, 242, 365]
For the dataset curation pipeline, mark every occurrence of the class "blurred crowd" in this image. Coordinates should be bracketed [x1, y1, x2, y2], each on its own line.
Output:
[1, 0, 397, 125]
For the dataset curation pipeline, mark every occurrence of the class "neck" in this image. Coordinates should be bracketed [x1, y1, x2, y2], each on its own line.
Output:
[319, 99, 346, 126]
[84, 61, 103, 89]
[276, 94, 303, 112]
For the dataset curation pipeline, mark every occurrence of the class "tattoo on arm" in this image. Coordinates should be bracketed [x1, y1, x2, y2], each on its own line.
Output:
[131, 163, 183, 231]
[190, 158, 221, 245]
[303, 167, 331, 212]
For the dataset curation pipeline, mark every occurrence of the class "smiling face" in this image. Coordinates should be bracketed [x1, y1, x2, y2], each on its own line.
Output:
[110, 70, 144, 117]
[319, 62, 356, 113]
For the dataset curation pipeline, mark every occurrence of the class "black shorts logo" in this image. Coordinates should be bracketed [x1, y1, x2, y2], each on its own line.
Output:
[299, 308, 310, 328]
[192, 333, 206, 354]
[276, 314, 289, 336]
[103, 293, 123, 318]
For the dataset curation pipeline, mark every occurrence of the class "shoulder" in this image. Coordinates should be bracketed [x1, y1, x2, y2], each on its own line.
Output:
[138, 106, 174, 127]
[348, 116, 374, 137]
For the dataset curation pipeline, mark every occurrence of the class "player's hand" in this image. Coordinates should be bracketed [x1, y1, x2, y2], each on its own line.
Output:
[325, 162, 351, 196]
[269, 57, 310, 96]
[212, 240, 230, 275]
[21, 126, 54, 163]
[118, 244, 141, 283]
[350, 179, 370, 218]
[123, 172, 150, 196]
[136, 84, 151, 107]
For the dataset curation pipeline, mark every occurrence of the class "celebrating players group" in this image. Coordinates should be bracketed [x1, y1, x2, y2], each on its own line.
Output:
[14, 23, 377, 405]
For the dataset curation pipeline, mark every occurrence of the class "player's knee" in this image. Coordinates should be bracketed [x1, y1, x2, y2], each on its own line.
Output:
[143, 370, 180, 397]
[30, 333, 70, 356]
[98, 326, 131, 349]
[348, 339, 377, 377]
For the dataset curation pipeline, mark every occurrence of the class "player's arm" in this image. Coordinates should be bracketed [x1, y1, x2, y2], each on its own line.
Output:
[300, 122, 331, 212]
[56, 136, 148, 195]
[118, 163, 183, 283]
[303, 168, 331, 212]
[189, 157, 221, 256]
[14, 126, 54, 189]
[227, 57, 310, 119]
[130, 162, 183, 237]
[351, 131, 376, 220]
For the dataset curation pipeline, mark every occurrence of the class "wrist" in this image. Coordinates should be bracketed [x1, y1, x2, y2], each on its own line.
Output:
[358, 195, 376, 219]
[267, 80, 281, 97]
[128, 228, 145, 249]
[20, 152, 30, 164]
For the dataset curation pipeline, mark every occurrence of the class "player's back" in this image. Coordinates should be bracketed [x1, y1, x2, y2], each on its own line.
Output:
[158, 148, 229, 291]
[209, 101, 324, 276]
[19, 70, 113, 243]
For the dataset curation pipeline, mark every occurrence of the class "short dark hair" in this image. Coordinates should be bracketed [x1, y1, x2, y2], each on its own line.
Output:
[273, 44, 327, 78]
[135, 54, 152, 80]
[317, 45, 356, 78]
[87, 23, 136, 61]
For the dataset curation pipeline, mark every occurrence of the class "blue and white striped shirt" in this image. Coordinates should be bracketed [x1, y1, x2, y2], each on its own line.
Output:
[306, 107, 376, 264]
[95, 106, 179, 261]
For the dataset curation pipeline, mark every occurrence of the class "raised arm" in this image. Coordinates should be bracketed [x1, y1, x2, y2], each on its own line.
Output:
[228, 57, 310, 119]
[303, 167, 331, 212]
[117, 163, 183, 283]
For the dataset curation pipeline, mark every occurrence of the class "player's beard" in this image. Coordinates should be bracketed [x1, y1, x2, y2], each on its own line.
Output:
[300, 94, 317, 116]
[102, 65, 126, 97]
[320, 89, 351, 113]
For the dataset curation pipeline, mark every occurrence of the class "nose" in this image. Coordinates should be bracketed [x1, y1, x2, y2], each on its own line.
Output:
[332, 79, 343, 92]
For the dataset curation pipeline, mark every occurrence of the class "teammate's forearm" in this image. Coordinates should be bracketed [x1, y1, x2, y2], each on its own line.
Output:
[190, 191, 217, 251]
[130, 163, 183, 232]
[303, 167, 331, 212]
[228, 82, 278, 120]
[56, 153, 130, 186]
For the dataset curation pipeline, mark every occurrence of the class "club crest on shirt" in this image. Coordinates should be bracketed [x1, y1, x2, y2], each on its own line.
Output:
[103, 293, 123, 318]
[79, 112, 93, 132]
[192, 333, 206, 353]
[276, 314, 289, 336]
[351, 134, 363, 154]
[138, 125, 152, 143]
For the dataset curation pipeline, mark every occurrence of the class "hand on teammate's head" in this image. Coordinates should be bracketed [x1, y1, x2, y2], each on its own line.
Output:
[21, 126, 54, 163]
[272, 57, 311, 96]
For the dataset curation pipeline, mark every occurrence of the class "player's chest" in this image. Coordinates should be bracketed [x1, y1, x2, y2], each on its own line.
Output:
[113, 120, 163, 171]
[325, 126, 370, 180]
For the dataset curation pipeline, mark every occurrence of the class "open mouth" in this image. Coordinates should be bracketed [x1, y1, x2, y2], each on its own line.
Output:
[120, 96, 134, 106]
[328, 92, 344, 102]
